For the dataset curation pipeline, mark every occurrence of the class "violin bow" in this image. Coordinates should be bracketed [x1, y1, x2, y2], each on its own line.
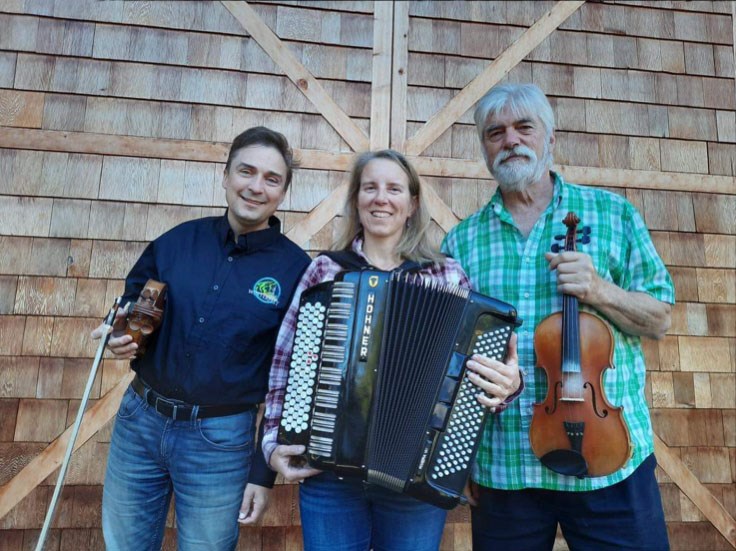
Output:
[35, 297, 122, 551]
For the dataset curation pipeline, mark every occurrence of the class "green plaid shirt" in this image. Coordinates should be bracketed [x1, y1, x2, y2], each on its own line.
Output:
[442, 172, 674, 491]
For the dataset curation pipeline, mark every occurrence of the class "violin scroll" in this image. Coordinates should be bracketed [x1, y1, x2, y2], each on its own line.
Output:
[113, 279, 167, 357]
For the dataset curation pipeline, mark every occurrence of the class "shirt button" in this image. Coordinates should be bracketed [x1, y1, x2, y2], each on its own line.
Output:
[213, 285, 219, 291]
[524, 292, 530, 298]
[185, 353, 191, 358]
[228, 256, 233, 262]
[199, 317, 205, 323]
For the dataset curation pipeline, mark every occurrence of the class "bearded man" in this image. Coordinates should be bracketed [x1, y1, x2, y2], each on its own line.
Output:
[442, 83, 674, 551]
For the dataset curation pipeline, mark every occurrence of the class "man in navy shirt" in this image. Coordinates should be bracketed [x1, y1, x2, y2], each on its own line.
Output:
[92, 127, 311, 550]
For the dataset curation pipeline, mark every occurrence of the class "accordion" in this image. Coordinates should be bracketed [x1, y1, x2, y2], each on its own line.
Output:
[278, 270, 521, 508]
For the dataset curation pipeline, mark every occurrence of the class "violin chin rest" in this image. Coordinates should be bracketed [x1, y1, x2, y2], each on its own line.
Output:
[540, 449, 588, 478]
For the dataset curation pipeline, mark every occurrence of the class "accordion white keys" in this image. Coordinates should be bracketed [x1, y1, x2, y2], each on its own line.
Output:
[278, 270, 521, 508]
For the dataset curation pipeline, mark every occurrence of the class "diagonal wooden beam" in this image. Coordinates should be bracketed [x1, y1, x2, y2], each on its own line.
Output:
[221, 1, 369, 152]
[421, 179, 460, 232]
[286, 182, 348, 248]
[0, 372, 134, 520]
[370, 1, 394, 150]
[654, 433, 736, 548]
[404, 0, 586, 156]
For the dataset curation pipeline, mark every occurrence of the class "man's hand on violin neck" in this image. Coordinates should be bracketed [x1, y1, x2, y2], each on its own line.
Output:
[544, 251, 605, 305]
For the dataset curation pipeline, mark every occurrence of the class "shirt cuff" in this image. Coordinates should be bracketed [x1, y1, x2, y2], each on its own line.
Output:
[494, 372, 525, 413]
[248, 420, 277, 488]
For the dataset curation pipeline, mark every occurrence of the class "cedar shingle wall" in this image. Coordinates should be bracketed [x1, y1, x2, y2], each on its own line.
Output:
[0, 1, 733, 550]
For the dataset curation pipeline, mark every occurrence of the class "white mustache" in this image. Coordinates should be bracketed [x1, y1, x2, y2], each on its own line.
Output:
[493, 146, 537, 170]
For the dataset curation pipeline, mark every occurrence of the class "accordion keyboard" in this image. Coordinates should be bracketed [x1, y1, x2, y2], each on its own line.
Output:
[308, 281, 356, 457]
[429, 324, 513, 481]
[280, 301, 327, 436]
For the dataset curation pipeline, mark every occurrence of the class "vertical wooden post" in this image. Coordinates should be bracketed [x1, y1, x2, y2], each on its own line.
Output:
[370, 1, 394, 151]
[390, 1, 410, 152]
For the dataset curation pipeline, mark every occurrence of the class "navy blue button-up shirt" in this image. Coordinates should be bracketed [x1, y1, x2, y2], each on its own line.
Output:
[123, 214, 310, 407]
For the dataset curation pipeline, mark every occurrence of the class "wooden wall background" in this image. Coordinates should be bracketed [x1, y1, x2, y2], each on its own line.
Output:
[0, 1, 734, 549]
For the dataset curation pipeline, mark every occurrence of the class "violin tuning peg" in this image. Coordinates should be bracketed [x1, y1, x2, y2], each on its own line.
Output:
[579, 226, 591, 235]
[554, 234, 565, 241]
[578, 236, 590, 244]
[551, 243, 561, 253]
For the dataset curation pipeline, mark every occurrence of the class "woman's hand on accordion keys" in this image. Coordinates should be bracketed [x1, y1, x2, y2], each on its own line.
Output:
[465, 332, 520, 413]
[269, 444, 321, 484]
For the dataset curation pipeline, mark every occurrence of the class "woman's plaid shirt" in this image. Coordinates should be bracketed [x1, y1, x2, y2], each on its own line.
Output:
[262, 238, 473, 466]
[442, 172, 674, 491]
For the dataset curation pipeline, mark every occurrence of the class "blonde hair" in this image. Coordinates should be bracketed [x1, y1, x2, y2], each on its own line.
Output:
[333, 150, 444, 265]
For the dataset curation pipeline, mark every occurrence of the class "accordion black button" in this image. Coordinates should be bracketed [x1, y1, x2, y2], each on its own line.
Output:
[446, 352, 466, 379]
[438, 376, 458, 403]
[430, 403, 450, 431]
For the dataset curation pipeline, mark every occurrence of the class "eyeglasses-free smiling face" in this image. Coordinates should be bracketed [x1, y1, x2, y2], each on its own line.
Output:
[357, 158, 417, 244]
[222, 145, 287, 236]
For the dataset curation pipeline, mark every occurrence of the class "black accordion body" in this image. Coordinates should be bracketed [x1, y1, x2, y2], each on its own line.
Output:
[278, 270, 521, 509]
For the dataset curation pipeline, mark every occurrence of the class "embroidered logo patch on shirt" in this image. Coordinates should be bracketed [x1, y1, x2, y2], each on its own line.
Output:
[251, 277, 281, 305]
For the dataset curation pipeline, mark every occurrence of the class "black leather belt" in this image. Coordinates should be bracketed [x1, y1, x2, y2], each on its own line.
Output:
[131, 375, 257, 420]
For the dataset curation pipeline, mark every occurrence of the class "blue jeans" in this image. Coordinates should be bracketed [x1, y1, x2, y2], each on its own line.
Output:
[298, 471, 447, 551]
[102, 385, 255, 551]
[471, 454, 669, 551]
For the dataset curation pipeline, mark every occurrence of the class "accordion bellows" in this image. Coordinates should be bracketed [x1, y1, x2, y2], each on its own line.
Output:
[278, 270, 520, 508]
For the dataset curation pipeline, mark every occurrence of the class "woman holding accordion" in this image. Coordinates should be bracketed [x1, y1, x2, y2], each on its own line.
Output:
[261, 149, 522, 551]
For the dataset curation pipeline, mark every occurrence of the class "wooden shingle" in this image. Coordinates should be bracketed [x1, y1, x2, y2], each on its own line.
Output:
[667, 107, 717, 141]
[660, 140, 708, 174]
[628, 137, 661, 171]
[0, 89, 44, 128]
[713, 45, 734, 78]
[0, 316, 26, 355]
[678, 337, 732, 373]
[706, 304, 736, 338]
[88, 241, 146, 279]
[710, 374, 736, 409]
[14, 398, 68, 442]
[683, 43, 715, 76]
[49, 200, 91, 239]
[672, 371, 696, 408]
[715, 110, 736, 143]
[650, 371, 675, 408]
[696, 268, 736, 304]
[67, 239, 92, 279]
[42, 94, 86, 133]
[0, 276, 18, 315]
[0, 196, 52, 237]
[0, 357, 39, 399]
[703, 78, 736, 110]
[681, 447, 733, 484]
[50, 317, 99, 358]
[99, 157, 160, 203]
[693, 194, 736, 234]
[21, 316, 54, 356]
[707, 142, 735, 176]
[659, 335, 681, 371]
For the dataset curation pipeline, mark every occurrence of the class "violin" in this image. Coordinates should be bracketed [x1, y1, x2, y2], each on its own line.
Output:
[529, 212, 631, 478]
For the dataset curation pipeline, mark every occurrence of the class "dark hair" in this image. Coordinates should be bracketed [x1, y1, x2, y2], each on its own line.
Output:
[225, 126, 299, 190]
[333, 149, 444, 265]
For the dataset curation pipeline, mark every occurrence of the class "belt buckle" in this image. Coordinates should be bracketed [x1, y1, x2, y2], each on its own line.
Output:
[154, 396, 174, 418]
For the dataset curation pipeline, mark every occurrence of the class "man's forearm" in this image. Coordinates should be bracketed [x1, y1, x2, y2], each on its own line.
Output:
[586, 279, 671, 340]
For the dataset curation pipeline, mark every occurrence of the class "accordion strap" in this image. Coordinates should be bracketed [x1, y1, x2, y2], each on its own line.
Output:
[319, 250, 430, 274]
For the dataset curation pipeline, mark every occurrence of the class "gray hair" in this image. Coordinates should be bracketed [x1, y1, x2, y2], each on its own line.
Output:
[473, 83, 555, 142]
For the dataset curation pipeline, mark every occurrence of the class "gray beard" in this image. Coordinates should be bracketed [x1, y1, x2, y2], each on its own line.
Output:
[491, 145, 552, 192]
